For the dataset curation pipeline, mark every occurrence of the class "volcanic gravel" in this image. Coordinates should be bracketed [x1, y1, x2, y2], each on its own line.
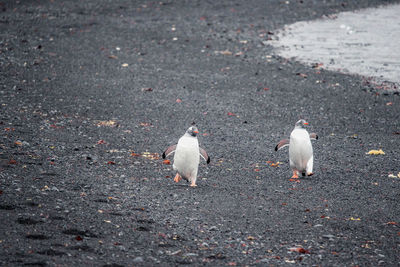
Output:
[0, 0, 399, 266]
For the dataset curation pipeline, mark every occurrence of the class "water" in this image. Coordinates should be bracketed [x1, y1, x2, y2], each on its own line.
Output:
[271, 4, 400, 85]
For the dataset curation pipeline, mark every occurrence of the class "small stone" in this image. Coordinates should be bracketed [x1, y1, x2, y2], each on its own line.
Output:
[169, 250, 181, 255]
[133, 256, 144, 262]
[149, 256, 160, 263]
[183, 253, 198, 257]
[322, 234, 335, 241]
[201, 242, 209, 247]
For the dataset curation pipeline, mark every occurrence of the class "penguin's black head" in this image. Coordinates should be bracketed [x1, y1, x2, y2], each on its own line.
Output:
[186, 126, 199, 137]
[295, 119, 309, 128]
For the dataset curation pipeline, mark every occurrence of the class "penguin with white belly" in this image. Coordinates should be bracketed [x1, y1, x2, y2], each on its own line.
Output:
[163, 125, 210, 187]
[275, 120, 318, 180]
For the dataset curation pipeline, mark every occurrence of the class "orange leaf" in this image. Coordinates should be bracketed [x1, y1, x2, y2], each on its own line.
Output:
[163, 159, 171, 165]
[131, 152, 140, 157]
[387, 221, 397, 225]
[289, 247, 310, 254]
[263, 87, 270, 91]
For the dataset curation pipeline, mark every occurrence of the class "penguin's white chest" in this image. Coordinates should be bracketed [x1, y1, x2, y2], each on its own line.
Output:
[173, 136, 200, 177]
[289, 129, 313, 170]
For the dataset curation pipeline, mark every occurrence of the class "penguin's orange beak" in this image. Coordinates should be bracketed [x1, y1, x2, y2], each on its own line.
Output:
[304, 122, 309, 125]
[193, 130, 199, 134]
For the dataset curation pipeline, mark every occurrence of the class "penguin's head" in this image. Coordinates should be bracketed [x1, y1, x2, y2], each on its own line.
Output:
[186, 126, 199, 137]
[295, 119, 309, 128]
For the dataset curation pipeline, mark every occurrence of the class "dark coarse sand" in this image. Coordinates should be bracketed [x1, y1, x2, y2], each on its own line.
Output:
[0, 0, 399, 266]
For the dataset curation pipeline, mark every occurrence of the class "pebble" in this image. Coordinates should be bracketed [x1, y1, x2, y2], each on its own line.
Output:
[183, 253, 198, 257]
[117, 245, 127, 251]
[132, 256, 144, 262]
[168, 250, 181, 256]
[322, 234, 335, 240]
[149, 256, 160, 263]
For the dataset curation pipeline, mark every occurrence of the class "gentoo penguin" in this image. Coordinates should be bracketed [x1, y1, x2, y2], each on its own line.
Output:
[162, 126, 210, 187]
[275, 120, 318, 179]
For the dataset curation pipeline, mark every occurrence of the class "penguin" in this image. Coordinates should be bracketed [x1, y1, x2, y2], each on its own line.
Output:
[275, 119, 318, 179]
[163, 126, 210, 187]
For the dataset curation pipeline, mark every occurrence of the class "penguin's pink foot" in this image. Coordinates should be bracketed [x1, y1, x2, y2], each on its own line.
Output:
[291, 171, 299, 179]
[174, 173, 182, 183]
